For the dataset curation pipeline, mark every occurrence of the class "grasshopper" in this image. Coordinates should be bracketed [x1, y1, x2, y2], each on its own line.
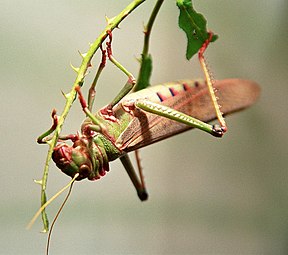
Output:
[50, 77, 259, 200]
[41, 32, 260, 201]
[32, 30, 260, 255]
[29, 2, 260, 254]
[33, 29, 260, 220]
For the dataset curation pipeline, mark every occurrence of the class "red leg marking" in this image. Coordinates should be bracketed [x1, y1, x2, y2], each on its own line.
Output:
[75, 85, 88, 110]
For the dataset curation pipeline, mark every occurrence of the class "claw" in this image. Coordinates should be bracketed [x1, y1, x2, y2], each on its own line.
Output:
[212, 124, 226, 138]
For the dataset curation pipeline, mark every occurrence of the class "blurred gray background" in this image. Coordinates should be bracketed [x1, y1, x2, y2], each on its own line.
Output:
[1, 0, 288, 254]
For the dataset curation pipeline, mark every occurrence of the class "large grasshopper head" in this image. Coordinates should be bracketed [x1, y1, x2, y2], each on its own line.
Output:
[52, 136, 104, 181]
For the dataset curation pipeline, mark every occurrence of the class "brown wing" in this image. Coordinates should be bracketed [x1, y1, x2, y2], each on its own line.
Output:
[116, 79, 260, 152]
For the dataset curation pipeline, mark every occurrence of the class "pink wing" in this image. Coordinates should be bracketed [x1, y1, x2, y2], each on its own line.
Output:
[116, 79, 260, 152]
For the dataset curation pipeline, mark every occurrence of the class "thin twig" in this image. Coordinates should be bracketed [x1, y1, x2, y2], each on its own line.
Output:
[38, 0, 146, 232]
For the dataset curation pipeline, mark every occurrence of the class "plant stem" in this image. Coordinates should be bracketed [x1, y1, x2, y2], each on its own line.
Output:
[39, 0, 146, 232]
[134, 0, 164, 92]
[143, 0, 164, 56]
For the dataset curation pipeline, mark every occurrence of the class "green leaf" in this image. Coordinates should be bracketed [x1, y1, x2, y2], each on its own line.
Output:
[176, 0, 218, 60]
[134, 54, 152, 92]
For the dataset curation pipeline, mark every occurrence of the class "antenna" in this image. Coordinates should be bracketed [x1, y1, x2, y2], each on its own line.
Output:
[26, 173, 79, 230]
[46, 178, 76, 255]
